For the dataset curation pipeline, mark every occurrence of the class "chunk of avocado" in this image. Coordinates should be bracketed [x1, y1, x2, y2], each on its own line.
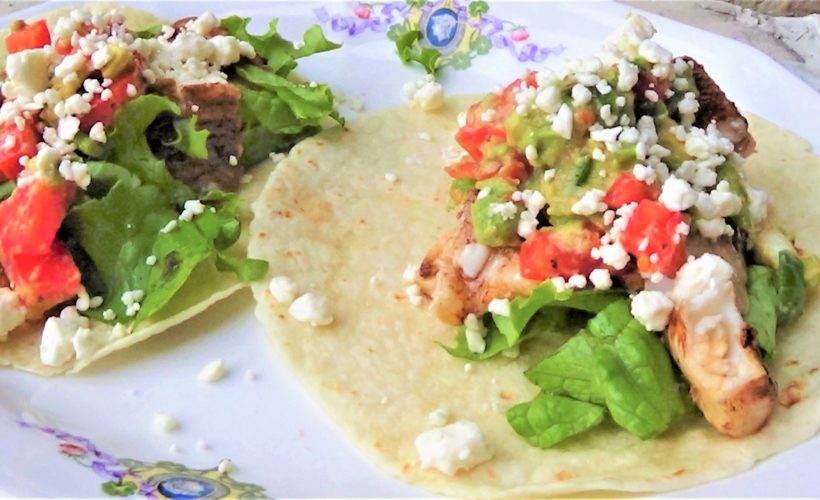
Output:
[101, 44, 133, 79]
[506, 113, 567, 168]
[471, 179, 520, 247]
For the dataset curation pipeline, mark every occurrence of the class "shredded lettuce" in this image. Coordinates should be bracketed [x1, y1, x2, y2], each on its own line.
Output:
[65, 96, 267, 325]
[745, 265, 778, 356]
[508, 300, 687, 446]
[168, 115, 210, 160]
[507, 394, 605, 449]
[104, 95, 194, 204]
[442, 282, 623, 360]
[395, 29, 441, 75]
[219, 16, 342, 166]
[221, 17, 340, 75]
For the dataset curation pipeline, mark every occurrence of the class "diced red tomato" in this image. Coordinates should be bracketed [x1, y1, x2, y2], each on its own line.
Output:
[619, 200, 688, 278]
[0, 180, 75, 256]
[0, 120, 38, 181]
[3, 241, 81, 310]
[519, 225, 601, 280]
[444, 159, 480, 179]
[0, 179, 80, 312]
[454, 124, 507, 161]
[79, 61, 145, 130]
[5, 19, 51, 54]
[574, 107, 597, 130]
[603, 173, 660, 209]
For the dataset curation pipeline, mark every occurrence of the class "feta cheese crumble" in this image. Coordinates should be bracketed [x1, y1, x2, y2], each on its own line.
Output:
[463, 313, 487, 354]
[458, 243, 490, 279]
[402, 76, 444, 112]
[0, 288, 26, 342]
[288, 293, 333, 326]
[197, 358, 226, 383]
[488, 298, 511, 317]
[571, 189, 607, 216]
[414, 420, 493, 475]
[269, 276, 298, 305]
[631, 290, 674, 331]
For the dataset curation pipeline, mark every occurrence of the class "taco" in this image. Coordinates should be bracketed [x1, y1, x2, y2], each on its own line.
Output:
[248, 12, 820, 497]
[0, 4, 343, 375]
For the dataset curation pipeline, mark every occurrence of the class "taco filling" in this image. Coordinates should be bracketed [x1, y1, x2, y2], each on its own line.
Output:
[413, 13, 819, 450]
[0, 7, 342, 372]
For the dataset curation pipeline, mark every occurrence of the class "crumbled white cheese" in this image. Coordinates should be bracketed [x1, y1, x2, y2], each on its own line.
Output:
[696, 217, 734, 239]
[40, 307, 86, 366]
[384, 172, 398, 183]
[589, 269, 613, 290]
[568, 274, 587, 289]
[488, 298, 511, 317]
[598, 241, 630, 270]
[146, 255, 157, 266]
[427, 407, 451, 426]
[89, 122, 107, 143]
[406, 284, 423, 306]
[179, 199, 206, 222]
[269, 276, 298, 305]
[631, 290, 674, 331]
[602, 13, 656, 62]
[402, 76, 444, 112]
[551, 103, 574, 140]
[489, 201, 517, 221]
[571, 84, 592, 107]
[289, 293, 333, 326]
[458, 243, 490, 279]
[415, 420, 493, 475]
[463, 313, 487, 354]
[670, 253, 742, 337]
[617, 59, 639, 92]
[154, 413, 179, 434]
[746, 185, 768, 226]
[58, 160, 91, 190]
[0, 288, 26, 342]
[659, 176, 697, 212]
[217, 458, 235, 475]
[5, 48, 53, 99]
[534, 84, 561, 114]
[571, 189, 607, 216]
[197, 359, 226, 383]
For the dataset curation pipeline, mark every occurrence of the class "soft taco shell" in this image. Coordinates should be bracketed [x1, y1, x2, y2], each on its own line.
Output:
[248, 97, 820, 497]
[0, 3, 279, 375]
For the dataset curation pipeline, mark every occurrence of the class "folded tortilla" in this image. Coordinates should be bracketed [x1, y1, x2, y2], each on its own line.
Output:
[0, 4, 278, 376]
[248, 97, 820, 496]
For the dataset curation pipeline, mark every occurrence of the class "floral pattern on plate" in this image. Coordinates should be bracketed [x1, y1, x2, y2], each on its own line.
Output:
[315, 0, 565, 69]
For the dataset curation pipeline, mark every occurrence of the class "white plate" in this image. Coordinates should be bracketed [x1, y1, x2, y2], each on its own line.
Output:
[1, 1, 818, 497]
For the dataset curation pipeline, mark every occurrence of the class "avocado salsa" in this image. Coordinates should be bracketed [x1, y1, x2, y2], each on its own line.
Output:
[413, 13, 819, 450]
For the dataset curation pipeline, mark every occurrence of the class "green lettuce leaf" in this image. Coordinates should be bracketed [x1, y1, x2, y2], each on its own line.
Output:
[443, 309, 569, 361]
[134, 25, 162, 39]
[395, 29, 441, 75]
[775, 250, 807, 325]
[104, 95, 193, 203]
[526, 332, 603, 404]
[221, 16, 340, 75]
[745, 265, 777, 356]
[168, 116, 210, 160]
[492, 281, 623, 347]
[236, 64, 343, 127]
[591, 321, 687, 439]
[506, 394, 605, 449]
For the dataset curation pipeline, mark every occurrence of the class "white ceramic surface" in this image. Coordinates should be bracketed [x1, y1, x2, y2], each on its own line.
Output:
[0, 1, 818, 497]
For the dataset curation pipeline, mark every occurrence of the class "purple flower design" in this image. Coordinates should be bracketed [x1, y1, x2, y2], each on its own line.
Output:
[18, 420, 157, 498]
[314, 1, 565, 68]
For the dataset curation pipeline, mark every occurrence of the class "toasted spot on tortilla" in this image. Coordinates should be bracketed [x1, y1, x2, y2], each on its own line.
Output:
[779, 380, 806, 408]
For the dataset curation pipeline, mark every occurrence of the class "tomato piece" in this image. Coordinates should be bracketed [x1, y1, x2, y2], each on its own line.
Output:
[5, 19, 51, 54]
[455, 124, 506, 161]
[0, 180, 75, 256]
[619, 200, 688, 278]
[519, 225, 601, 280]
[603, 173, 660, 209]
[4, 241, 81, 311]
[79, 62, 145, 130]
[445, 159, 480, 179]
[0, 120, 38, 181]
